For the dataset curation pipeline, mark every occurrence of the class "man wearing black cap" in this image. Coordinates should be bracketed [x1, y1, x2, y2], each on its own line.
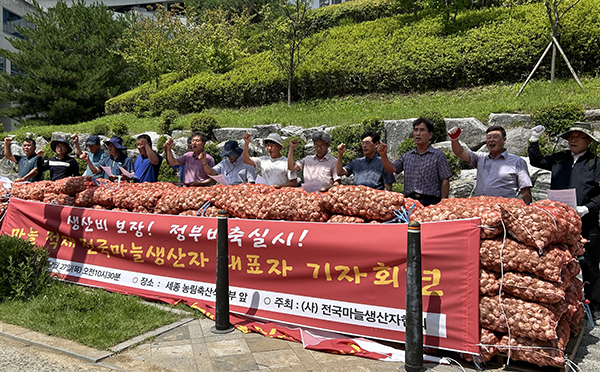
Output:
[38, 138, 80, 181]
[201, 140, 256, 185]
[72, 134, 107, 179]
[528, 121, 600, 316]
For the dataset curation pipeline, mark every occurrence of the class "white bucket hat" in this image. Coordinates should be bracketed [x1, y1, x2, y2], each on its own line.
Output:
[263, 133, 283, 146]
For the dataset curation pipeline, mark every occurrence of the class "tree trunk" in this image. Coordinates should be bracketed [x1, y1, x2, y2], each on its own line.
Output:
[413, 3, 417, 22]
[288, 46, 294, 107]
[551, 43, 556, 83]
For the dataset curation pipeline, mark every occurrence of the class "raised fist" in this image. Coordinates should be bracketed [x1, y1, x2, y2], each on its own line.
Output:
[448, 127, 461, 141]
[529, 125, 545, 142]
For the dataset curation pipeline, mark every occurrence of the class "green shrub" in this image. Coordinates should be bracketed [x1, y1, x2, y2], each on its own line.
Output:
[420, 111, 446, 143]
[93, 123, 110, 136]
[76, 158, 86, 174]
[111, 121, 129, 137]
[443, 148, 469, 181]
[392, 183, 404, 193]
[307, 0, 404, 34]
[0, 235, 53, 301]
[330, 117, 384, 163]
[281, 136, 306, 162]
[121, 135, 136, 149]
[12, 134, 27, 143]
[330, 123, 363, 163]
[189, 113, 220, 141]
[156, 135, 168, 151]
[158, 158, 180, 182]
[204, 142, 222, 164]
[397, 137, 416, 156]
[159, 110, 178, 135]
[532, 103, 585, 138]
[34, 128, 53, 141]
[361, 116, 384, 134]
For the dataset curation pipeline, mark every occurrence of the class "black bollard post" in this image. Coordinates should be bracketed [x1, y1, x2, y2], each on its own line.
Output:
[211, 210, 234, 334]
[405, 221, 423, 372]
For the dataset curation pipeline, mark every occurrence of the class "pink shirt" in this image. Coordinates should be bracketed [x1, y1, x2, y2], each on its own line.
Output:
[177, 152, 214, 183]
[296, 153, 340, 186]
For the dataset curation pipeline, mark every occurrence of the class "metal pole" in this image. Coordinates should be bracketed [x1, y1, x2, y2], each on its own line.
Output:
[211, 210, 234, 334]
[405, 221, 423, 372]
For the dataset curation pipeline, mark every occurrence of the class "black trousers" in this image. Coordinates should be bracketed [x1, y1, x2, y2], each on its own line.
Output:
[407, 192, 441, 207]
[581, 226, 600, 308]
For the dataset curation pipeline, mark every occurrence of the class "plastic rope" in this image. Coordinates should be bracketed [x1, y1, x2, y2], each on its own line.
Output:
[95, 179, 115, 191]
[195, 201, 212, 216]
[498, 216, 512, 365]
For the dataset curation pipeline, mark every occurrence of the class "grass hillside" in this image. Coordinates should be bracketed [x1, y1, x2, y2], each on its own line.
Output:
[105, 0, 600, 116]
[6, 78, 599, 140]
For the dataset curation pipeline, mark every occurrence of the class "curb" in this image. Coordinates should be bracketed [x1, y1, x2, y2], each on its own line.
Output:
[108, 317, 194, 354]
[0, 317, 195, 363]
[0, 321, 112, 363]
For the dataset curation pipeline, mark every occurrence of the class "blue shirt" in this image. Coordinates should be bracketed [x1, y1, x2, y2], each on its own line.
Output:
[344, 153, 395, 190]
[84, 149, 108, 179]
[468, 149, 532, 198]
[98, 152, 134, 179]
[134, 152, 163, 183]
[213, 156, 256, 185]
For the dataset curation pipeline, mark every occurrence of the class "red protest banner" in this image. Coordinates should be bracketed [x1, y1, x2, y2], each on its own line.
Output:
[0, 198, 480, 354]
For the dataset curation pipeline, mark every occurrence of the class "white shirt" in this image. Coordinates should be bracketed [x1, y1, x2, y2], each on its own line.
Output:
[252, 156, 296, 186]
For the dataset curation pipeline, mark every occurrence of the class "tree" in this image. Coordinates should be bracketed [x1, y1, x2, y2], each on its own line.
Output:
[0, 0, 135, 125]
[112, 5, 252, 88]
[544, 0, 581, 83]
[266, 0, 327, 106]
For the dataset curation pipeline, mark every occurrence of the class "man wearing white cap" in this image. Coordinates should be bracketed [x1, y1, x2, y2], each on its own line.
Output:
[242, 132, 297, 188]
[528, 121, 600, 316]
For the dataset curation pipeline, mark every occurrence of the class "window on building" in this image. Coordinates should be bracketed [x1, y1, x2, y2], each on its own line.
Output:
[3, 9, 33, 39]
[11, 62, 24, 76]
[0, 56, 5, 73]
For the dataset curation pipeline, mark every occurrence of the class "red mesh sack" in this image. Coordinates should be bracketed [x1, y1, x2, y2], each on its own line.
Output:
[210, 185, 268, 219]
[179, 206, 220, 217]
[502, 272, 565, 304]
[43, 193, 76, 206]
[11, 181, 52, 201]
[501, 202, 582, 251]
[479, 296, 564, 341]
[327, 215, 366, 224]
[75, 187, 97, 207]
[132, 182, 178, 190]
[462, 328, 501, 363]
[322, 185, 404, 221]
[154, 186, 216, 215]
[533, 199, 581, 244]
[91, 204, 112, 210]
[113, 187, 166, 211]
[256, 187, 330, 222]
[498, 335, 565, 367]
[479, 268, 501, 296]
[480, 238, 573, 282]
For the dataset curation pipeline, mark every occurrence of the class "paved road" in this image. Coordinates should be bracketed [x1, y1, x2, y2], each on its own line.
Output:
[2, 317, 600, 372]
[0, 335, 171, 372]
